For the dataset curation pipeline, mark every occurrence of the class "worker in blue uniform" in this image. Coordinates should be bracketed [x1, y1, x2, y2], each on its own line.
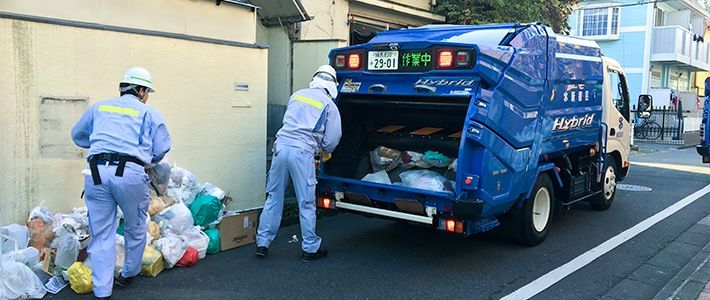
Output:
[71, 67, 171, 299]
[256, 65, 342, 261]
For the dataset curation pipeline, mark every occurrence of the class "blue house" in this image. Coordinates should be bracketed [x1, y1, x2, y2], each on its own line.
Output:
[569, 0, 710, 107]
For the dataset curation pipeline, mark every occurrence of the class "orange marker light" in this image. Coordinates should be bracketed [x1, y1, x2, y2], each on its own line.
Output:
[455, 221, 464, 234]
[323, 198, 332, 209]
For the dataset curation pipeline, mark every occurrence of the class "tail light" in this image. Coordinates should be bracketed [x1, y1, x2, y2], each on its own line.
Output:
[334, 54, 346, 68]
[438, 218, 464, 234]
[347, 53, 361, 70]
[317, 196, 334, 209]
[455, 51, 471, 67]
[437, 50, 453, 68]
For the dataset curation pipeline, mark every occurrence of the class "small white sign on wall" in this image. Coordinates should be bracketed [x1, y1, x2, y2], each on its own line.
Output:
[234, 81, 249, 91]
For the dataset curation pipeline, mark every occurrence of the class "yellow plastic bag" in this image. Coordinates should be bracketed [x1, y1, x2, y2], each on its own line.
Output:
[140, 246, 164, 277]
[67, 262, 92, 294]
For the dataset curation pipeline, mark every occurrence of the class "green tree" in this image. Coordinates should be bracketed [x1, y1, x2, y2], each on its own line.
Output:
[434, 0, 579, 34]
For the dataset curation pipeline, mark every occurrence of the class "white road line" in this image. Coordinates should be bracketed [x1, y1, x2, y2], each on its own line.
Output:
[501, 184, 710, 300]
[631, 161, 710, 175]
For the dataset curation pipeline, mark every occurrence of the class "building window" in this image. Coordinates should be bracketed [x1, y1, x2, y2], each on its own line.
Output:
[578, 7, 621, 39]
[669, 71, 690, 92]
[650, 68, 662, 88]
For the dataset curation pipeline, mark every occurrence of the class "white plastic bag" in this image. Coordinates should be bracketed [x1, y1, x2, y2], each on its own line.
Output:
[6, 247, 40, 267]
[0, 258, 47, 299]
[115, 235, 125, 278]
[404, 151, 433, 169]
[167, 166, 203, 206]
[153, 231, 188, 269]
[27, 203, 53, 224]
[54, 225, 80, 271]
[151, 202, 194, 234]
[203, 183, 226, 200]
[1, 224, 29, 253]
[361, 171, 392, 185]
[52, 211, 89, 240]
[400, 170, 451, 192]
[449, 158, 458, 171]
[180, 227, 209, 260]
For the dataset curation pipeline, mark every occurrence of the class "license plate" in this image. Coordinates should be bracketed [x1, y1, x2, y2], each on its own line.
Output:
[368, 51, 398, 70]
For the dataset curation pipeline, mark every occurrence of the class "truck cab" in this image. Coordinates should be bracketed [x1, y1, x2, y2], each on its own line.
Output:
[316, 23, 632, 245]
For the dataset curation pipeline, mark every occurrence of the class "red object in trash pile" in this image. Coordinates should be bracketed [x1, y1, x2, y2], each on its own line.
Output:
[177, 247, 199, 268]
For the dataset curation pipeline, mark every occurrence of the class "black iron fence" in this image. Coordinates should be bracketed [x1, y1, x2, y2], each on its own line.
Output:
[631, 105, 684, 141]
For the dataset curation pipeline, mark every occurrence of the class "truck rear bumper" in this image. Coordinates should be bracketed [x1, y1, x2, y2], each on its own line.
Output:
[334, 201, 434, 224]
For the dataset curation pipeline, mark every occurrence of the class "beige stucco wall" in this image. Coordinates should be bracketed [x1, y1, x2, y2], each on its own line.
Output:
[0, 0, 257, 45]
[0, 17, 267, 225]
[299, 0, 350, 41]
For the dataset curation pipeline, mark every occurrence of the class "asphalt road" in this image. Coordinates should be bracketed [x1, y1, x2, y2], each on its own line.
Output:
[54, 144, 710, 299]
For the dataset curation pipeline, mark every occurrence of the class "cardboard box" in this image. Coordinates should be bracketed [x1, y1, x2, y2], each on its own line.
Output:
[217, 210, 259, 251]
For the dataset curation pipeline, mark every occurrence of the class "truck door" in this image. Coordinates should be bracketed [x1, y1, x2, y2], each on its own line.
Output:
[604, 66, 632, 166]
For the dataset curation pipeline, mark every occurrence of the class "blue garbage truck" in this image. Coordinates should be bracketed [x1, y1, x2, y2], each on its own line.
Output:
[315, 23, 635, 246]
[698, 77, 709, 163]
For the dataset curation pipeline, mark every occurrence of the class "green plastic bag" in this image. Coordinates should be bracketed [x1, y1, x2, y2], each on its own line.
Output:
[190, 194, 221, 227]
[116, 218, 124, 236]
[204, 228, 220, 254]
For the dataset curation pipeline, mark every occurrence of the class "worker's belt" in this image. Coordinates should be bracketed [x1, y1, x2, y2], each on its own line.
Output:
[88, 153, 145, 185]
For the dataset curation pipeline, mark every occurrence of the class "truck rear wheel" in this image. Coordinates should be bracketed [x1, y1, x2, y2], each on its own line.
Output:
[516, 173, 554, 246]
[589, 156, 617, 210]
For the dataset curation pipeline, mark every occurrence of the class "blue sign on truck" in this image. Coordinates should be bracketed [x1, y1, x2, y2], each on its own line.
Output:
[698, 78, 710, 163]
[316, 23, 637, 246]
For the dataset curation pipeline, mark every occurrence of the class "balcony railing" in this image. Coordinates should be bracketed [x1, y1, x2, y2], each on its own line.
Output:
[651, 25, 710, 71]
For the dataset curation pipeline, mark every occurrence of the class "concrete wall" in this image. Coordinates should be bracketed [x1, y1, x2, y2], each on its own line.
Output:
[0, 2, 267, 225]
[292, 40, 347, 92]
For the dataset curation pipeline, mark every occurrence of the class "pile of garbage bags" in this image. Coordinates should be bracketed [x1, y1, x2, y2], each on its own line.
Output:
[362, 146, 458, 193]
[0, 160, 234, 298]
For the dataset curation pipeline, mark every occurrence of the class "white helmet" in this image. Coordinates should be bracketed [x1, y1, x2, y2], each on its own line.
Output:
[120, 67, 155, 92]
[310, 65, 338, 98]
[313, 65, 337, 83]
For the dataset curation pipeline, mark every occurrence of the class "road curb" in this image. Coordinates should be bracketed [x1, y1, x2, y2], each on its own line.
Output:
[652, 215, 710, 300]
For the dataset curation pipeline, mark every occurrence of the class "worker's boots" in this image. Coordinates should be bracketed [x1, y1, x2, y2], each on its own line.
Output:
[301, 247, 328, 261]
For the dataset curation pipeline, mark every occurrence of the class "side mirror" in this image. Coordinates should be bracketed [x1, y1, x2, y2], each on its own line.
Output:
[638, 95, 653, 118]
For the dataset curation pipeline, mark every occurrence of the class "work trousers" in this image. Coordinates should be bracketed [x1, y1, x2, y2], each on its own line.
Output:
[84, 163, 149, 298]
[256, 144, 322, 253]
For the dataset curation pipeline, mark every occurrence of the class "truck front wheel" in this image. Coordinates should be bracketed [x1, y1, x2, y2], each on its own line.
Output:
[516, 174, 554, 246]
[589, 156, 617, 211]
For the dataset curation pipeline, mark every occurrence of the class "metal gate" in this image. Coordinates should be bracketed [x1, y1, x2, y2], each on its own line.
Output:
[632, 105, 684, 142]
